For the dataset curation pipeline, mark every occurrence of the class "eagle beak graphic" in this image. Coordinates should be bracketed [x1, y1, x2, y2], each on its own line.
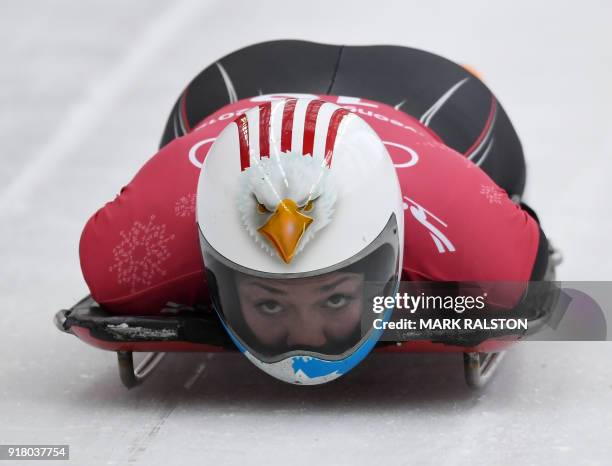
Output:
[258, 198, 313, 263]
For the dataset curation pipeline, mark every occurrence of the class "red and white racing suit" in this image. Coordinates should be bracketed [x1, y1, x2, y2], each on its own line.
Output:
[80, 95, 543, 314]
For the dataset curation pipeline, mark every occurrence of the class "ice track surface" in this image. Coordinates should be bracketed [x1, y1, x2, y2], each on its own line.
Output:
[1, 1, 611, 465]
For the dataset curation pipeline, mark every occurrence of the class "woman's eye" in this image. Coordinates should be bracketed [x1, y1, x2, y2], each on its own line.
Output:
[256, 300, 284, 315]
[324, 294, 350, 309]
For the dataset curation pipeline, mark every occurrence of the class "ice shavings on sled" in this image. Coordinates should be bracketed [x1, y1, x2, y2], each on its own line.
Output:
[109, 215, 176, 292]
[106, 323, 177, 340]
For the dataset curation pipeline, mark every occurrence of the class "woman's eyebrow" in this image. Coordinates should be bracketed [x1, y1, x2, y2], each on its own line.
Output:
[247, 282, 288, 295]
[319, 276, 355, 292]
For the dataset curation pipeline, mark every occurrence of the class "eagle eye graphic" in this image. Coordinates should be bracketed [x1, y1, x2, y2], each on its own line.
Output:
[300, 199, 315, 212]
[254, 196, 271, 214]
[256, 202, 269, 214]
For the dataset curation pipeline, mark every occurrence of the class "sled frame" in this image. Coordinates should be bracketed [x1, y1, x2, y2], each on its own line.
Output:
[463, 351, 506, 388]
[117, 351, 166, 388]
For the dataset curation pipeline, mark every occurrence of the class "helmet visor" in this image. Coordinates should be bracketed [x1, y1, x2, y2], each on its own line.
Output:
[199, 214, 400, 363]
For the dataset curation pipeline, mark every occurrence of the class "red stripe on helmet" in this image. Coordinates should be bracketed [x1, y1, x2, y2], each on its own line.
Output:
[302, 100, 325, 156]
[259, 101, 271, 158]
[280, 99, 297, 152]
[324, 108, 351, 167]
[236, 113, 250, 171]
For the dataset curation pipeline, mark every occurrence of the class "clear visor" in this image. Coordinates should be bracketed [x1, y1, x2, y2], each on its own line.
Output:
[200, 214, 400, 363]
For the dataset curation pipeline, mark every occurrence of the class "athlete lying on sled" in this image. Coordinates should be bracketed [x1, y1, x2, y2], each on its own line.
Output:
[55, 41, 559, 388]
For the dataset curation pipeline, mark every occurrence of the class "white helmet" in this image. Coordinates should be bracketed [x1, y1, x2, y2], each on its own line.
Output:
[197, 97, 404, 384]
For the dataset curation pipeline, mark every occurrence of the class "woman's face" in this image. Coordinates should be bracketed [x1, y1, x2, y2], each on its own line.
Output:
[236, 272, 364, 352]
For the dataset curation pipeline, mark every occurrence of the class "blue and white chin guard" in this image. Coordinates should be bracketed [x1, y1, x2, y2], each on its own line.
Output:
[222, 307, 395, 385]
